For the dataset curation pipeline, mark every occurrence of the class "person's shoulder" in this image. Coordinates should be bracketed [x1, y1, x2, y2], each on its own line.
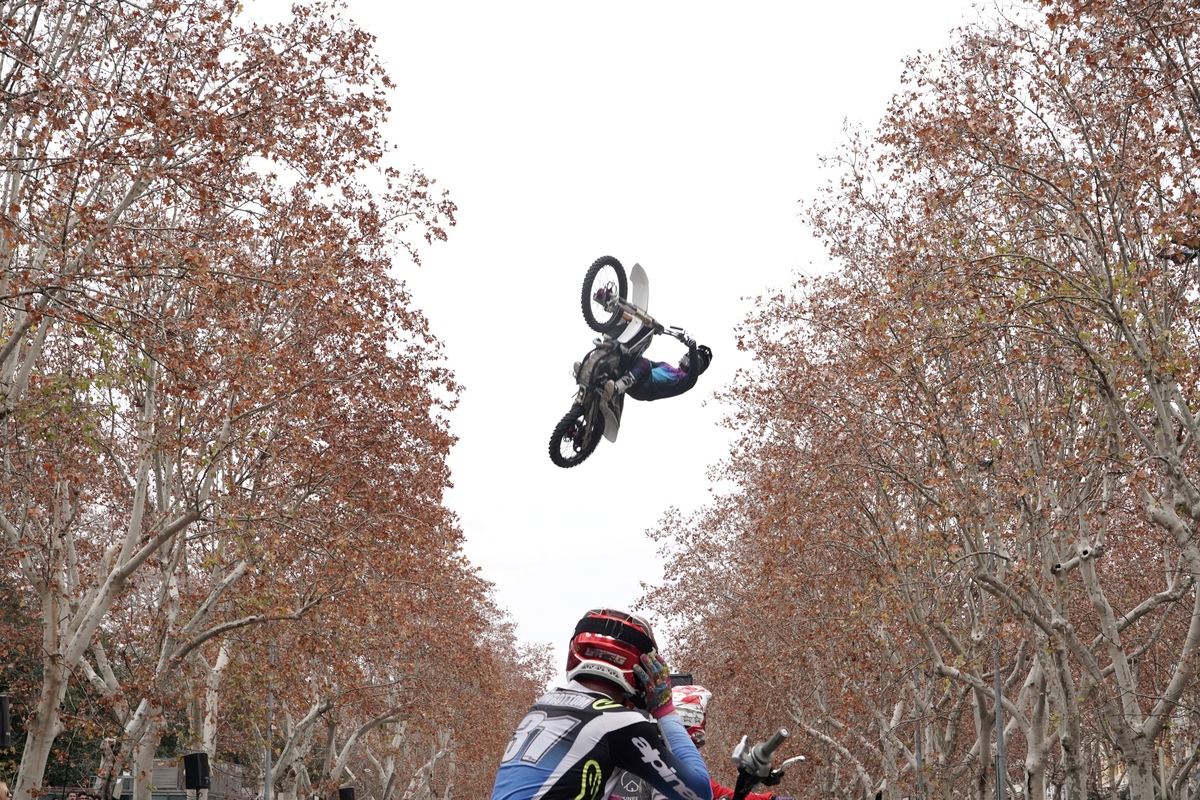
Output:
[536, 689, 644, 717]
[587, 695, 646, 716]
[531, 682, 624, 710]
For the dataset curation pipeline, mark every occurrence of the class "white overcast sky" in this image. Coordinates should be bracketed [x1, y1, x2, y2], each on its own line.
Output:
[253, 0, 980, 669]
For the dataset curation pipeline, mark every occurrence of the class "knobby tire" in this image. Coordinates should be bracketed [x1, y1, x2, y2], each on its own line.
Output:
[581, 255, 628, 334]
[549, 403, 604, 467]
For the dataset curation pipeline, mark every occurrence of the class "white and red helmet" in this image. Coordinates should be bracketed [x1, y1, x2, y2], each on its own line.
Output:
[565, 608, 658, 697]
[671, 684, 713, 745]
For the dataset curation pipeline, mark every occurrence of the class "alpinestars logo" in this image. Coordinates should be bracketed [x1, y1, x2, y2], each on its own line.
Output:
[631, 737, 705, 800]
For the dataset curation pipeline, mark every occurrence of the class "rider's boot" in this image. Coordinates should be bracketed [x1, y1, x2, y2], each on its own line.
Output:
[602, 374, 636, 400]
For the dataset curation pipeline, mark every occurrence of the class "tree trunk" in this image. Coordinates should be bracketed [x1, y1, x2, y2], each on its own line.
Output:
[202, 646, 229, 754]
[1028, 771, 1046, 800]
[1046, 644, 1085, 800]
[1125, 739, 1158, 800]
[132, 709, 164, 800]
[14, 669, 68, 800]
[973, 693, 992, 800]
[274, 776, 298, 800]
[13, 587, 70, 800]
[1025, 666, 1049, 800]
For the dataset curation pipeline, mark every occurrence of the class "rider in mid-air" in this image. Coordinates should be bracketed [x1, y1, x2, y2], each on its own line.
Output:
[489, 608, 712, 800]
[602, 339, 713, 404]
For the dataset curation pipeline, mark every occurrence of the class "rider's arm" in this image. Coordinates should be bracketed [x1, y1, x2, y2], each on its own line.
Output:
[610, 716, 711, 800]
[683, 340, 698, 376]
[658, 713, 709, 778]
[654, 340, 700, 397]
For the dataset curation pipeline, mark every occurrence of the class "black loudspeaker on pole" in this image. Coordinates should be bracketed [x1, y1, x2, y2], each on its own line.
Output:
[338, 787, 355, 800]
[183, 752, 211, 790]
[0, 694, 11, 749]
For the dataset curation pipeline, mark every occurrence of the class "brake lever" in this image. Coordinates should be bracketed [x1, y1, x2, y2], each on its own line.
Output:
[664, 326, 693, 345]
[756, 755, 805, 789]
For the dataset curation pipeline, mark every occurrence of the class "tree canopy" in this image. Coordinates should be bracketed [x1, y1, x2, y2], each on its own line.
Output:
[0, 1, 548, 799]
[646, 2, 1200, 799]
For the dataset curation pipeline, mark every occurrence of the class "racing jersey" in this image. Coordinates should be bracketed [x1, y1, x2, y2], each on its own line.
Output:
[625, 340, 701, 402]
[490, 681, 712, 800]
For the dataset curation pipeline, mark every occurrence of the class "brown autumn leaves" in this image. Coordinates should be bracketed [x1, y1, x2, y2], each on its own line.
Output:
[646, 2, 1200, 800]
[8, 1, 1200, 800]
[0, 1, 549, 800]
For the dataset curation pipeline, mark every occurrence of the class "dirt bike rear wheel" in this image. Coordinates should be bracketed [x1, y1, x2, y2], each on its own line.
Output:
[549, 403, 604, 467]
[581, 255, 628, 334]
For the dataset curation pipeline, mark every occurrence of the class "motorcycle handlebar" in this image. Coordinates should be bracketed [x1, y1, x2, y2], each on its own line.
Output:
[753, 728, 789, 765]
[736, 728, 789, 777]
[664, 327, 695, 348]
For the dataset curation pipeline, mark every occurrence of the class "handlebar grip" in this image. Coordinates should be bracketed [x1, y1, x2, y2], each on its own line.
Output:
[752, 728, 789, 764]
[737, 727, 790, 777]
[758, 729, 787, 762]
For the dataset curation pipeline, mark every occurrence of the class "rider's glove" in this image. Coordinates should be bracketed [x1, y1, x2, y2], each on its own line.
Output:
[632, 651, 674, 718]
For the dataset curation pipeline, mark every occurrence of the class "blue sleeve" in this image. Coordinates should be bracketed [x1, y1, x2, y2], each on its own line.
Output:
[651, 714, 713, 800]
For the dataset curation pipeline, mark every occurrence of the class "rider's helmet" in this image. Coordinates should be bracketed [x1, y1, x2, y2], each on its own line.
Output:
[670, 684, 713, 746]
[566, 608, 658, 698]
[679, 344, 712, 377]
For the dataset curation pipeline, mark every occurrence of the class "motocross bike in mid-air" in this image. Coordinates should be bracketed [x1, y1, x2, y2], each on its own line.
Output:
[548, 255, 696, 468]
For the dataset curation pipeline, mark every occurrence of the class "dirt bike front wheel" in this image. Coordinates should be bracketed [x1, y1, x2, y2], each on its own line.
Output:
[549, 403, 605, 468]
[581, 255, 628, 334]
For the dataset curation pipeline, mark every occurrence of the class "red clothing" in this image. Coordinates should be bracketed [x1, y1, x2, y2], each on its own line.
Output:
[709, 780, 773, 800]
